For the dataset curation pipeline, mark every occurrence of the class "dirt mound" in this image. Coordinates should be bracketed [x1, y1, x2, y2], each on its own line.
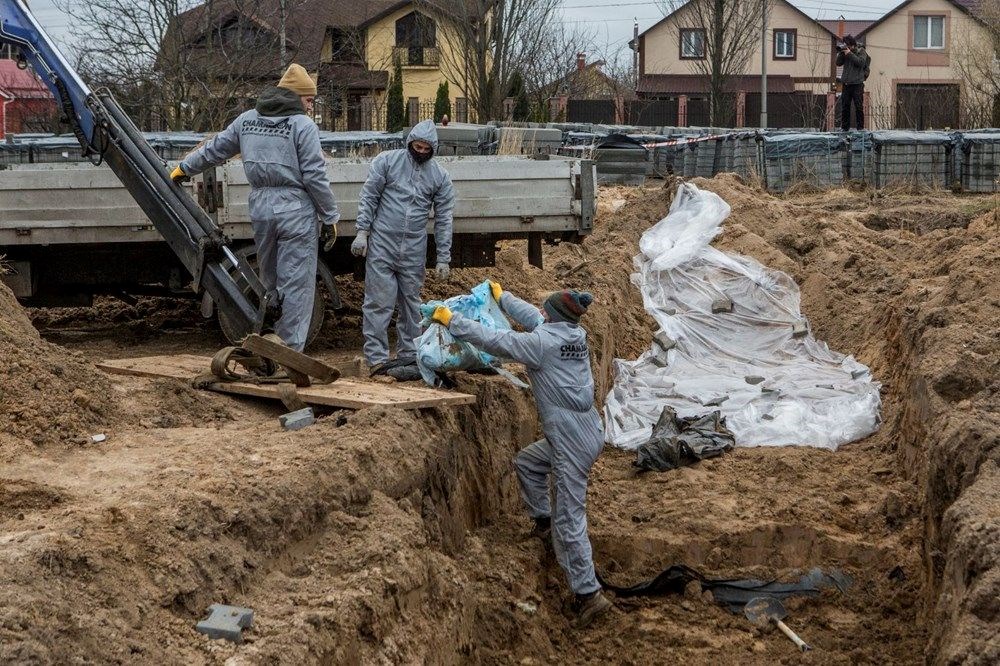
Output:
[0, 284, 118, 449]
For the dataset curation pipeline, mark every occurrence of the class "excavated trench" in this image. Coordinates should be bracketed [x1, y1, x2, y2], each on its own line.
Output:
[1, 179, 996, 664]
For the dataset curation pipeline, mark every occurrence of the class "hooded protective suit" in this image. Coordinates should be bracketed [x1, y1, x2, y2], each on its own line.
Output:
[446, 291, 604, 595]
[356, 120, 455, 366]
[180, 86, 339, 351]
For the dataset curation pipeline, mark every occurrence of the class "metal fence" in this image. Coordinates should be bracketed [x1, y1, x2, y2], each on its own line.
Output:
[567, 99, 616, 124]
[627, 98, 679, 127]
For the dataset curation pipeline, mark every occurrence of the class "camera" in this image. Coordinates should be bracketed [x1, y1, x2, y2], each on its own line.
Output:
[837, 42, 846, 50]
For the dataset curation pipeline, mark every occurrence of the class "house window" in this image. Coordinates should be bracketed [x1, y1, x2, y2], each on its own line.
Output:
[680, 28, 706, 59]
[328, 27, 361, 62]
[395, 11, 437, 66]
[913, 15, 945, 49]
[774, 29, 796, 59]
[395, 12, 436, 49]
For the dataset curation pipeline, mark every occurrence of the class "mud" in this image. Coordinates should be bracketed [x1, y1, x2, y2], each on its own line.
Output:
[0, 177, 997, 664]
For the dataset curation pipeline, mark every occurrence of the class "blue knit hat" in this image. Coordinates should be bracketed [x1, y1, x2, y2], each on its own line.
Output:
[543, 290, 594, 324]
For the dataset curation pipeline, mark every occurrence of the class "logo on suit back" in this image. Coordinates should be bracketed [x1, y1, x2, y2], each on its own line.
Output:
[560, 343, 589, 360]
[241, 118, 292, 139]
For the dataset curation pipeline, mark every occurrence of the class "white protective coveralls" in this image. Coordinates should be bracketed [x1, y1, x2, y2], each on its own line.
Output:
[356, 120, 455, 366]
[181, 86, 339, 351]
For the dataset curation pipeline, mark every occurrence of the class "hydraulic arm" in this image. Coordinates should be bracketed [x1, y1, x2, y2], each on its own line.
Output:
[0, 0, 274, 337]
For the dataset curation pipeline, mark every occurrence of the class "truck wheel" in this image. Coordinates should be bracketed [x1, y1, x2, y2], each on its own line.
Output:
[216, 246, 328, 350]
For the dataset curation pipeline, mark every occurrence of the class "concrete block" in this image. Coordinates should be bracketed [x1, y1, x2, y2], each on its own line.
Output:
[196, 604, 253, 643]
[851, 368, 869, 379]
[744, 375, 765, 385]
[702, 395, 728, 407]
[650, 353, 669, 368]
[792, 320, 809, 337]
[279, 407, 315, 431]
[711, 297, 733, 314]
[653, 332, 676, 352]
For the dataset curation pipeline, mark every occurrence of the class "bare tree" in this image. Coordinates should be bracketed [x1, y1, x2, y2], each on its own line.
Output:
[953, 0, 1000, 128]
[657, 0, 768, 125]
[56, 0, 305, 131]
[520, 23, 595, 117]
[416, 0, 567, 121]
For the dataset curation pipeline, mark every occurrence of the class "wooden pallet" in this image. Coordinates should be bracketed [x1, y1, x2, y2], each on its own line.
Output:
[97, 355, 476, 410]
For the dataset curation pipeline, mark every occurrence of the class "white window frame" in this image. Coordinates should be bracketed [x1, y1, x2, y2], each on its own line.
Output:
[775, 30, 795, 58]
[913, 15, 945, 50]
[680, 28, 705, 59]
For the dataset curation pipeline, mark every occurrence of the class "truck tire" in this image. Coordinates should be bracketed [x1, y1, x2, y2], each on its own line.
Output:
[216, 246, 331, 350]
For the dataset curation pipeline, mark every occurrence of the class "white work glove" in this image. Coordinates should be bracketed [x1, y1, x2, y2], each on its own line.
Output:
[351, 230, 369, 258]
[436, 262, 450, 280]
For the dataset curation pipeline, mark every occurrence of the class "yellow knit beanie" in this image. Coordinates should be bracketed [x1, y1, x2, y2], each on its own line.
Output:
[278, 63, 317, 96]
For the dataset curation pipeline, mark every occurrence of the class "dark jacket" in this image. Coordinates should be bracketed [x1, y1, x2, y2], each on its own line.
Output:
[837, 46, 870, 86]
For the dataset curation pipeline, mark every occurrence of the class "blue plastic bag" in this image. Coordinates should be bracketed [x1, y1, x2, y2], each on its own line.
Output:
[416, 281, 512, 385]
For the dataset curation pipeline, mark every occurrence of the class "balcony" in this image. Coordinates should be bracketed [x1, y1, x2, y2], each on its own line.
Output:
[392, 46, 440, 68]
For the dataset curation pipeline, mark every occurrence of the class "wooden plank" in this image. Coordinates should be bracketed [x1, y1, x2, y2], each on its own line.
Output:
[96, 355, 476, 410]
[241, 334, 339, 383]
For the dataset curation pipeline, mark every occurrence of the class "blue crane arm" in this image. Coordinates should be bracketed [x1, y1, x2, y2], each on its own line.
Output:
[0, 0, 275, 340]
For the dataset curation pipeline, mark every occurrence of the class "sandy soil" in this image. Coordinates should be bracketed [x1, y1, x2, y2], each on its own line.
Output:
[0, 177, 996, 664]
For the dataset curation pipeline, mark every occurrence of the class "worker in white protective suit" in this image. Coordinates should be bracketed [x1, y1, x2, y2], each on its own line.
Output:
[171, 63, 339, 352]
[352, 120, 455, 378]
[422, 283, 613, 629]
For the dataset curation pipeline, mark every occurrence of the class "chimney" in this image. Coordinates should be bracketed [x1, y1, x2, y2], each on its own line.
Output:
[576, 53, 586, 71]
[838, 15, 845, 37]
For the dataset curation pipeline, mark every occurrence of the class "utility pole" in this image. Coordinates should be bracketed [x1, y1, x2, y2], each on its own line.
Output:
[279, 0, 287, 68]
[760, 0, 768, 128]
[633, 19, 639, 89]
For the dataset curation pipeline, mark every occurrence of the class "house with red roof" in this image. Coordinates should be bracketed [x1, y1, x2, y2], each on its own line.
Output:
[0, 58, 58, 138]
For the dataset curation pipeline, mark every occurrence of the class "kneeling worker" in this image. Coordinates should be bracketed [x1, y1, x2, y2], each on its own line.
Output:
[422, 283, 612, 628]
[171, 63, 339, 352]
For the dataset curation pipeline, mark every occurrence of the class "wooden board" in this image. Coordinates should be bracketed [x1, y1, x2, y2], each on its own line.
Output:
[97, 355, 476, 410]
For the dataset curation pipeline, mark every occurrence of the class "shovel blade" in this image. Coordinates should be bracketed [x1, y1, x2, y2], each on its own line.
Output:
[744, 596, 788, 626]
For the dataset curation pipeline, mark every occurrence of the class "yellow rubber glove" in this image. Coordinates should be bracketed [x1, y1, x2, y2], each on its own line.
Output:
[430, 305, 453, 327]
[489, 281, 503, 302]
[170, 165, 189, 184]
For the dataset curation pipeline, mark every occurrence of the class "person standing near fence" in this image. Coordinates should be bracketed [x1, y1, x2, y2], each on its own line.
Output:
[837, 35, 870, 131]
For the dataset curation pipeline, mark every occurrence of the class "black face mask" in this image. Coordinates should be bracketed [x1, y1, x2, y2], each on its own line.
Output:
[408, 144, 433, 164]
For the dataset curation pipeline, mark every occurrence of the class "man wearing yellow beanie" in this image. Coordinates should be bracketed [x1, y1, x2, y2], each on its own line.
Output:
[170, 63, 338, 351]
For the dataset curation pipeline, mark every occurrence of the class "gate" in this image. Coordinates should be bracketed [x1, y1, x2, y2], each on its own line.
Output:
[895, 84, 960, 129]
[566, 99, 616, 124]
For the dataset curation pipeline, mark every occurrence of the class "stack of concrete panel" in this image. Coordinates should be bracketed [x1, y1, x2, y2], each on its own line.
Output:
[432, 124, 493, 156]
[760, 133, 847, 193]
[494, 126, 563, 155]
[959, 132, 1000, 192]
[594, 146, 650, 185]
[872, 130, 955, 189]
[845, 131, 874, 183]
[320, 131, 406, 157]
[716, 134, 737, 173]
[694, 135, 726, 176]
[732, 133, 760, 180]
[649, 139, 686, 176]
[16, 136, 82, 163]
[681, 141, 699, 177]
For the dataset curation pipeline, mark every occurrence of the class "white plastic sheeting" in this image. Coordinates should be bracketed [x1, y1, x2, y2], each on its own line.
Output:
[604, 183, 881, 451]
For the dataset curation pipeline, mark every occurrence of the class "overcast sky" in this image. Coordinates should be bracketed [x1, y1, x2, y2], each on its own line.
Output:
[28, 0, 909, 59]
